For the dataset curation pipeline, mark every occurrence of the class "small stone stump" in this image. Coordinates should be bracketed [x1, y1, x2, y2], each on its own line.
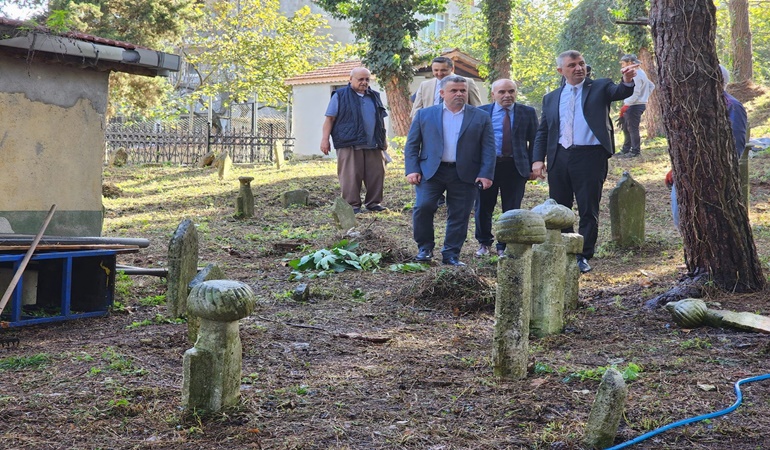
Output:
[111, 147, 128, 166]
[168, 219, 199, 319]
[332, 196, 357, 230]
[530, 199, 574, 337]
[585, 368, 628, 449]
[235, 176, 255, 218]
[492, 209, 546, 379]
[609, 171, 646, 247]
[182, 280, 256, 412]
[282, 189, 310, 208]
[562, 233, 584, 311]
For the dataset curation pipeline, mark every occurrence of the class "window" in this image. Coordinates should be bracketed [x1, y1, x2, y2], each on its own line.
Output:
[419, 13, 449, 39]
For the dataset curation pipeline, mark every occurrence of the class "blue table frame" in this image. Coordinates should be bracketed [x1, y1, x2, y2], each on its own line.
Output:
[0, 249, 117, 327]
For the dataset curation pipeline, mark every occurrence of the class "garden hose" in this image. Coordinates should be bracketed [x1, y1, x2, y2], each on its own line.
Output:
[607, 373, 770, 449]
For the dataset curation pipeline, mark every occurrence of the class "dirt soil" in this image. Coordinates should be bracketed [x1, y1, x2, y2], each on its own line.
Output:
[2, 143, 770, 450]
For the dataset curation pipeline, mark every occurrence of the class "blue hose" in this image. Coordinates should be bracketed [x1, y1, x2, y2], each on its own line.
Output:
[607, 373, 770, 449]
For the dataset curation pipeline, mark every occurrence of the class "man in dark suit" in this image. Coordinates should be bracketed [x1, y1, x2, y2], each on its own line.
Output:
[532, 50, 637, 273]
[474, 79, 538, 258]
[404, 75, 496, 266]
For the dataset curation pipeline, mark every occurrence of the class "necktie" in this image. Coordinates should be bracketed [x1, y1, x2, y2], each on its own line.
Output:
[501, 107, 513, 157]
[563, 86, 577, 148]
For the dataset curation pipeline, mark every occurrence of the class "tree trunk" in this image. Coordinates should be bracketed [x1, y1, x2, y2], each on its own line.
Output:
[650, 0, 765, 292]
[484, 0, 511, 83]
[383, 75, 413, 137]
[639, 47, 665, 138]
[729, 0, 753, 84]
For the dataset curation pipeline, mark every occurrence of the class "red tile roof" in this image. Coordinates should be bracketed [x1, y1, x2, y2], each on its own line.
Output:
[285, 60, 366, 86]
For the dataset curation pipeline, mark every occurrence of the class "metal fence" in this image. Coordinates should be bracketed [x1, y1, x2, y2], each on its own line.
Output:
[105, 105, 294, 165]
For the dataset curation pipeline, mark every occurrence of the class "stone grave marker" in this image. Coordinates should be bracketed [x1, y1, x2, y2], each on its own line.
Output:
[167, 219, 199, 318]
[332, 197, 357, 230]
[609, 171, 646, 247]
[282, 189, 310, 208]
[585, 368, 628, 449]
[236, 176, 255, 218]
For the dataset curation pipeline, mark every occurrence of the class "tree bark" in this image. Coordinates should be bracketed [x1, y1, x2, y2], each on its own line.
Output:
[650, 0, 765, 292]
[639, 47, 665, 138]
[383, 75, 413, 137]
[484, 0, 512, 83]
[729, 0, 753, 84]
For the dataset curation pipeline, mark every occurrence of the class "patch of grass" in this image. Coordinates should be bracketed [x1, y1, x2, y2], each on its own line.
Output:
[0, 353, 50, 371]
[680, 337, 712, 349]
[139, 294, 166, 307]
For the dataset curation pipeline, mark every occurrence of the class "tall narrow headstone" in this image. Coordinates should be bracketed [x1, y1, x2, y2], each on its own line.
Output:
[167, 219, 199, 318]
[183, 280, 256, 412]
[585, 368, 628, 449]
[217, 153, 232, 180]
[235, 176, 255, 218]
[562, 233, 584, 311]
[274, 140, 285, 170]
[609, 171, 646, 247]
[492, 210, 546, 379]
[530, 199, 574, 337]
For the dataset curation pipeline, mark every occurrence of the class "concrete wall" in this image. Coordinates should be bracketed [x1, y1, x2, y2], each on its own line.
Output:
[0, 57, 108, 236]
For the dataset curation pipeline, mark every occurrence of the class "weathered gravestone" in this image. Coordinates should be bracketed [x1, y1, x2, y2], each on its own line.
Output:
[562, 233, 584, 311]
[110, 147, 128, 167]
[217, 153, 232, 180]
[167, 219, 199, 318]
[182, 280, 256, 412]
[585, 368, 628, 449]
[235, 176, 255, 218]
[332, 196, 357, 230]
[187, 263, 226, 343]
[530, 199, 574, 338]
[492, 209, 546, 379]
[282, 189, 310, 208]
[609, 171, 645, 247]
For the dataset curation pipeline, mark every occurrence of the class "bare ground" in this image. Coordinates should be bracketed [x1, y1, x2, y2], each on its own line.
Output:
[2, 142, 770, 450]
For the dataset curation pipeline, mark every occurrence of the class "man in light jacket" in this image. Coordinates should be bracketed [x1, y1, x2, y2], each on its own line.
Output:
[617, 54, 655, 158]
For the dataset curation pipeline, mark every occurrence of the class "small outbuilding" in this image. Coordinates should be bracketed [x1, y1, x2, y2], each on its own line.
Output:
[0, 18, 181, 235]
[285, 49, 486, 158]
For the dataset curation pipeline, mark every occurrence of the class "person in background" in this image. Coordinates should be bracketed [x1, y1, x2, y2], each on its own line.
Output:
[532, 50, 636, 274]
[474, 79, 538, 258]
[320, 67, 389, 214]
[616, 54, 655, 158]
[404, 76, 496, 267]
[411, 56, 483, 118]
[669, 64, 747, 228]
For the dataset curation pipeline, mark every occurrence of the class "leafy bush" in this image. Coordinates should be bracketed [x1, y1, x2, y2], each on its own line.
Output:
[288, 240, 381, 280]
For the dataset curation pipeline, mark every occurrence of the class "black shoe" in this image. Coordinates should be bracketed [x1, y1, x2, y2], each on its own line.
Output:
[628, 152, 640, 158]
[352, 207, 362, 214]
[367, 204, 388, 212]
[415, 249, 433, 262]
[576, 256, 592, 273]
[442, 256, 466, 266]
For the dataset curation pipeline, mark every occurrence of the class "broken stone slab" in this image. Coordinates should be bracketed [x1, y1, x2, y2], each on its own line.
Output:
[706, 309, 770, 334]
[282, 189, 310, 208]
[332, 196, 357, 230]
[584, 368, 627, 449]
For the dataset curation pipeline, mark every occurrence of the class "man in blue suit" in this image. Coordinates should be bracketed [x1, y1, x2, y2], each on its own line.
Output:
[474, 79, 538, 258]
[404, 75, 497, 266]
[532, 50, 637, 273]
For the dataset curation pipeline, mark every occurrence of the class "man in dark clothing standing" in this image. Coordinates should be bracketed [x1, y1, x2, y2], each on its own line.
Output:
[321, 67, 389, 213]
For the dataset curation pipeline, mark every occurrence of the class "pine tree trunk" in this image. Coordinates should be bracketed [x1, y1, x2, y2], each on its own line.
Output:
[650, 0, 765, 292]
[484, 0, 511, 83]
[382, 76, 412, 137]
[729, 0, 753, 84]
[639, 48, 665, 138]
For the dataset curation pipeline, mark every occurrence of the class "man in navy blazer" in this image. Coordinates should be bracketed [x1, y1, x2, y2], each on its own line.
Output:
[532, 50, 637, 273]
[404, 75, 496, 266]
[474, 79, 538, 258]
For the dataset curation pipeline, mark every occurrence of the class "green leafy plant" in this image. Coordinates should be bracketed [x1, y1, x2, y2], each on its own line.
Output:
[139, 294, 167, 307]
[288, 240, 381, 280]
[389, 262, 428, 273]
[563, 362, 642, 383]
[0, 353, 50, 371]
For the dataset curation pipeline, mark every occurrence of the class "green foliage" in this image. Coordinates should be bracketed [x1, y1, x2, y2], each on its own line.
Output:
[614, 0, 650, 54]
[680, 337, 712, 350]
[389, 262, 428, 273]
[0, 353, 50, 371]
[415, 2, 487, 63]
[185, 0, 331, 107]
[557, 0, 623, 80]
[511, 0, 576, 105]
[139, 294, 167, 307]
[563, 362, 642, 382]
[127, 313, 185, 329]
[316, 0, 447, 89]
[288, 240, 382, 280]
[484, 0, 512, 82]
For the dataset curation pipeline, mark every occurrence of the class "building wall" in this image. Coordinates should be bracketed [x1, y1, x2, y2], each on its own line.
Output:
[0, 57, 108, 235]
[279, 0, 356, 44]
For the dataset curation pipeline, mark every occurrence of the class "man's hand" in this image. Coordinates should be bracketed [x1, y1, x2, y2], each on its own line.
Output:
[531, 161, 546, 179]
[476, 177, 493, 190]
[406, 172, 422, 185]
[320, 140, 331, 155]
[621, 63, 639, 83]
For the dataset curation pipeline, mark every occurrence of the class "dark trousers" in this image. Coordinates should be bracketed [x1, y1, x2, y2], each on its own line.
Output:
[621, 104, 646, 152]
[548, 145, 608, 259]
[474, 158, 527, 250]
[413, 163, 476, 259]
